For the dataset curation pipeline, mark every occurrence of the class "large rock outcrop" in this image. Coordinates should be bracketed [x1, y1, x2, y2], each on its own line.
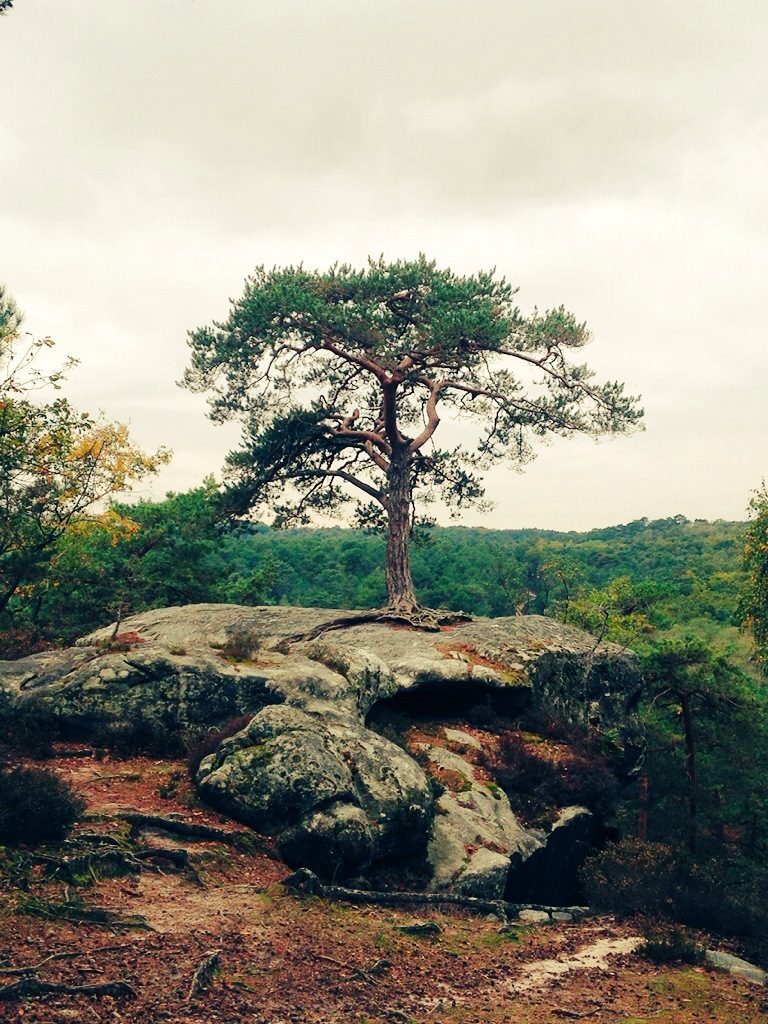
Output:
[0, 605, 644, 896]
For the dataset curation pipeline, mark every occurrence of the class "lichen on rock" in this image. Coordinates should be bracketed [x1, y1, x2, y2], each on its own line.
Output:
[0, 604, 644, 895]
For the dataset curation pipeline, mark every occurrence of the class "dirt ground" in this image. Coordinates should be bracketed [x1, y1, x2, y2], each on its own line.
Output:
[0, 749, 765, 1024]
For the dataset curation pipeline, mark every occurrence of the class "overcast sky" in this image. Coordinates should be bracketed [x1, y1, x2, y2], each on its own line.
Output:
[2, 1, 766, 530]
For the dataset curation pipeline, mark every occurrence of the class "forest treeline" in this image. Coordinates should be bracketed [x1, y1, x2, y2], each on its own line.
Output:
[0, 481, 746, 660]
[4, 488, 768, 959]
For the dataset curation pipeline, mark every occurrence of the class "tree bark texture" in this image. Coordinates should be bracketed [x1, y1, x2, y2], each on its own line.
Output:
[384, 446, 418, 613]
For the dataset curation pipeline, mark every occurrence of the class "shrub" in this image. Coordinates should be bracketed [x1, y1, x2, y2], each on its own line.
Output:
[0, 627, 50, 660]
[481, 731, 621, 824]
[640, 926, 704, 965]
[580, 839, 683, 916]
[214, 631, 261, 662]
[0, 767, 85, 844]
[582, 840, 768, 966]
[186, 714, 254, 778]
[0, 692, 60, 760]
[86, 710, 185, 759]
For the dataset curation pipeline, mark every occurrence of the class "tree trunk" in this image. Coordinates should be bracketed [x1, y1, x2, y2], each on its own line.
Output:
[637, 773, 648, 841]
[384, 446, 418, 613]
[681, 693, 698, 855]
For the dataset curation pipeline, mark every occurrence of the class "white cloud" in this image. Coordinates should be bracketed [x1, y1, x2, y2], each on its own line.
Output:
[1, 0, 766, 528]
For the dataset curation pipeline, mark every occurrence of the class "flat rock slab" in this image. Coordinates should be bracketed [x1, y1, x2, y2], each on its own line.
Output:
[0, 604, 644, 891]
[705, 949, 768, 984]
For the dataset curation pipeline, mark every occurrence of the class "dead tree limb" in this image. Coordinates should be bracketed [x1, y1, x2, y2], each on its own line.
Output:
[282, 868, 591, 921]
[0, 978, 136, 1000]
[188, 949, 221, 1000]
[115, 812, 278, 858]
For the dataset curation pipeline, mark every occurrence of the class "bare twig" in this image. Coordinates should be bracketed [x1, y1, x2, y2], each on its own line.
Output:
[188, 949, 221, 1000]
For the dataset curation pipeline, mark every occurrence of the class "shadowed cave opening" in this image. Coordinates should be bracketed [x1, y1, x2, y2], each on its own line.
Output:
[365, 678, 531, 730]
[366, 678, 612, 906]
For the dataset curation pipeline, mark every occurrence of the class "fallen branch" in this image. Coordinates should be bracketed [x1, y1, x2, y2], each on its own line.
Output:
[315, 953, 388, 986]
[188, 949, 221, 1000]
[282, 868, 591, 921]
[551, 1008, 603, 1019]
[15, 894, 153, 930]
[115, 812, 278, 858]
[0, 943, 135, 977]
[0, 978, 136, 1001]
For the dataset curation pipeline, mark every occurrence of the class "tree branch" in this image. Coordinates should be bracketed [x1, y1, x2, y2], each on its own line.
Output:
[292, 468, 385, 505]
[409, 379, 443, 453]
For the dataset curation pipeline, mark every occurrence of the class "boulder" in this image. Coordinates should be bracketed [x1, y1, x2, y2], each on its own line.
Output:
[195, 704, 433, 875]
[0, 604, 644, 890]
[418, 741, 541, 899]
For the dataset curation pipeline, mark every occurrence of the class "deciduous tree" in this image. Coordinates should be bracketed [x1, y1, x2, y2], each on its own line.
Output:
[0, 286, 170, 640]
[740, 485, 768, 673]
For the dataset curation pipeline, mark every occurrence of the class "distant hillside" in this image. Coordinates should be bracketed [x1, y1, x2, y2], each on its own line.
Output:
[222, 516, 745, 632]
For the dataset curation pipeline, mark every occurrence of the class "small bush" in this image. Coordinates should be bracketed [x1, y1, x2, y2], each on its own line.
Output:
[481, 731, 621, 824]
[215, 631, 261, 662]
[0, 767, 85, 844]
[0, 627, 51, 660]
[0, 692, 60, 760]
[580, 839, 683, 916]
[582, 840, 768, 966]
[186, 714, 254, 778]
[640, 926, 704, 965]
[87, 710, 185, 759]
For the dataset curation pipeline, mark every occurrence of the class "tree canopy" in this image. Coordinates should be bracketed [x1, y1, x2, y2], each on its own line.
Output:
[183, 257, 643, 619]
[0, 286, 170, 644]
[740, 485, 768, 674]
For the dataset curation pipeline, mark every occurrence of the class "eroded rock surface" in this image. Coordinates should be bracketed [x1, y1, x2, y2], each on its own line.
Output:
[0, 604, 644, 894]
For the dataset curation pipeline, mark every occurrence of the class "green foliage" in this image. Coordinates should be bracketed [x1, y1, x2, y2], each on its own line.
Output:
[740, 485, 768, 673]
[9, 483, 224, 648]
[0, 766, 85, 844]
[183, 257, 641, 607]
[0, 285, 169, 652]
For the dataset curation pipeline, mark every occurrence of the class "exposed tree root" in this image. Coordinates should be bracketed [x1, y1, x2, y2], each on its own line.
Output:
[0, 977, 136, 1001]
[15, 894, 153, 930]
[0, 943, 135, 977]
[188, 949, 221, 1000]
[33, 839, 197, 883]
[33, 848, 141, 882]
[115, 811, 279, 858]
[281, 868, 592, 922]
[133, 846, 191, 869]
[274, 606, 472, 650]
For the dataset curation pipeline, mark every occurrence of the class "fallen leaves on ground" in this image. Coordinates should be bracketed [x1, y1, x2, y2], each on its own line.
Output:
[0, 749, 763, 1023]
